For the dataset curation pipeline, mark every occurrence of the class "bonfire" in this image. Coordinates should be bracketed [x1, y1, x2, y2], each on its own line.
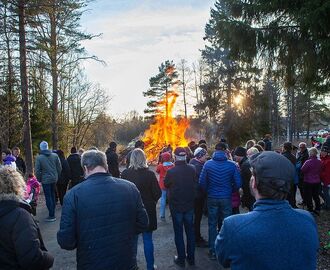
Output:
[143, 91, 189, 162]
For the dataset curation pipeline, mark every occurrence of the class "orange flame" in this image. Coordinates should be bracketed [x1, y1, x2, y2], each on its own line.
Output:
[143, 91, 189, 162]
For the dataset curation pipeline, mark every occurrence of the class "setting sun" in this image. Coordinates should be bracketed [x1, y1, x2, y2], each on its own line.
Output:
[233, 94, 243, 107]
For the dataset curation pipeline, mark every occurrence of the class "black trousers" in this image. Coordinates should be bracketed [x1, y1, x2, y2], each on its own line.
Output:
[287, 184, 297, 208]
[194, 195, 206, 240]
[304, 183, 321, 212]
[56, 183, 68, 206]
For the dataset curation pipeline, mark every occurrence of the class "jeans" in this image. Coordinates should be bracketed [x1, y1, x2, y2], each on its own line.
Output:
[160, 189, 167, 218]
[132, 232, 155, 270]
[207, 197, 232, 254]
[170, 208, 195, 262]
[42, 183, 56, 218]
[321, 184, 330, 209]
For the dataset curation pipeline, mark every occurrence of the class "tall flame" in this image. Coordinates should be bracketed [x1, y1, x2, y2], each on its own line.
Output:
[143, 91, 189, 162]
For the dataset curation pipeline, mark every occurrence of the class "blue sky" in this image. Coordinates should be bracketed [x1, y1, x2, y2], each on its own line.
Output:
[81, 0, 215, 118]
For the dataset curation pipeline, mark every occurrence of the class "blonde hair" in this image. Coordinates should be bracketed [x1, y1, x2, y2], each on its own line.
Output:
[130, 148, 148, 170]
[308, 147, 318, 157]
[0, 167, 26, 198]
[247, 147, 259, 157]
[245, 139, 256, 150]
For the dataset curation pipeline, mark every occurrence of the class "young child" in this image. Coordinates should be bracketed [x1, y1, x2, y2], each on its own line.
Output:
[24, 173, 41, 216]
[156, 152, 174, 220]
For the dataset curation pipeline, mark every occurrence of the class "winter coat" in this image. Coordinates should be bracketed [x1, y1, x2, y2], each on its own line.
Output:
[189, 158, 206, 198]
[301, 156, 322, 184]
[3, 155, 16, 169]
[164, 160, 197, 212]
[25, 177, 41, 203]
[321, 155, 330, 186]
[67, 153, 84, 183]
[121, 168, 161, 231]
[238, 157, 255, 210]
[35, 150, 62, 185]
[296, 149, 309, 180]
[156, 162, 174, 190]
[0, 194, 54, 270]
[215, 199, 319, 270]
[199, 151, 241, 199]
[15, 156, 26, 174]
[105, 148, 120, 177]
[57, 158, 71, 185]
[57, 172, 149, 270]
[282, 151, 297, 184]
[263, 138, 272, 151]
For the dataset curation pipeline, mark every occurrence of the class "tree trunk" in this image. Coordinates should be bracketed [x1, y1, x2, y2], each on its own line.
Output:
[18, 0, 33, 175]
[50, 8, 59, 149]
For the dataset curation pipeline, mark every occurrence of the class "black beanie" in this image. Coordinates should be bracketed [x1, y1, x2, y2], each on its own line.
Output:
[234, 146, 247, 157]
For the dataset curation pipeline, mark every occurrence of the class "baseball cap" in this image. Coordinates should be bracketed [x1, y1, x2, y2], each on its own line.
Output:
[250, 151, 295, 192]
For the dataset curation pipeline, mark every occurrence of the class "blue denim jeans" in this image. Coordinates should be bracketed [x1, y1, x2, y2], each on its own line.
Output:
[42, 183, 56, 218]
[170, 208, 195, 261]
[132, 232, 155, 270]
[207, 197, 232, 254]
[160, 189, 167, 218]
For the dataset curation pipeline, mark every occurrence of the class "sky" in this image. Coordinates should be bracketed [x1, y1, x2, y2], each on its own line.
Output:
[80, 0, 215, 119]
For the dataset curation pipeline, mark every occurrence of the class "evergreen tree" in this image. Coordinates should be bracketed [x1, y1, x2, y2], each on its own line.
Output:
[143, 60, 179, 118]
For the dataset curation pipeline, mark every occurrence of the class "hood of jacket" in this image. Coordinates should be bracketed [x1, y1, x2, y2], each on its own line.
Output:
[27, 177, 40, 188]
[0, 194, 31, 218]
[4, 155, 16, 163]
[40, 149, 52, 156]
[212, 151, 228, 162]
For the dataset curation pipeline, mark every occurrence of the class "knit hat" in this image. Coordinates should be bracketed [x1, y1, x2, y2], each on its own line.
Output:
[161, 152, 171, 162]
[174, 147, 187, 157]
[39, 141, 48, 151]
[234, 146, 247, 157]
[250, 151, 295, 193]
[194, 147, 207, 159]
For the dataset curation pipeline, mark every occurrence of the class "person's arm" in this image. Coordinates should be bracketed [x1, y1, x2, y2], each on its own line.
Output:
[35, 157, 42, 182]
[215, 220, 233, 268]
[164, 170, 172, 188]
[57, 191, 77, 250]
[199, 164, 208, 191]
[301, 160, 309, 173]
[233, 165, 242, 190]
[150, 171, 161, 201]
[14, 210, 54, 269]
[22, 158, 26, 174]
[134, 186, 149, 233]
[56, 156, 62, 177]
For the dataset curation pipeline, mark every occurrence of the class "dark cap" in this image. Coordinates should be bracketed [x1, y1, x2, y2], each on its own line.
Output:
[250, 151, 295, 191]
[174, 147, 187, 157]
[283, 142, 293, 151]
[234, 146, 247, 157]
[215, 142, 227, 151]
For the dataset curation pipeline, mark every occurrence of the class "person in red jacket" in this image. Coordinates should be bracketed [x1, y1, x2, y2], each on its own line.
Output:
[156, 152, 174, 220]
[320, 144, 330, 210]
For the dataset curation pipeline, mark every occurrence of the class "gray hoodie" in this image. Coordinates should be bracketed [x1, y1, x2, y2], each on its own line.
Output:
[35, 150, 62, 184]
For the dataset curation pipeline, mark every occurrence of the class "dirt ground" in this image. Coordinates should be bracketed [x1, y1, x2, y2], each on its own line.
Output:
[37, 192, 330, 270]
[37, 197, 223, 270]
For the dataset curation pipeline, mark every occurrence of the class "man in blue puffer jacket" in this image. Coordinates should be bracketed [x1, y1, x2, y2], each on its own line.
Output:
[199, 142, 241, 260]
[57, 150, 149, 270]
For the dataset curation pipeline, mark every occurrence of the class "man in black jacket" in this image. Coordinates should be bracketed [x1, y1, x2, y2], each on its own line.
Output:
[297, 142, 309, 205]
[105, 141, 120, 177]
[234, 147, 254, 211]
[164, 147, 197, 267]
[57, 150, 149, 270]
[282, 142, 297, 207]
[67, 147, 84, 188]
[12, 146, 26, 175]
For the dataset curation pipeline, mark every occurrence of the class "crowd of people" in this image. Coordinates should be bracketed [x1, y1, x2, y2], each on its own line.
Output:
[0, 134, 329, 270]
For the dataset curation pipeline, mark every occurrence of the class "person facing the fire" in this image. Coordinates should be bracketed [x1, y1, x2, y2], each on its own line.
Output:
[164, 147, 197, 268]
